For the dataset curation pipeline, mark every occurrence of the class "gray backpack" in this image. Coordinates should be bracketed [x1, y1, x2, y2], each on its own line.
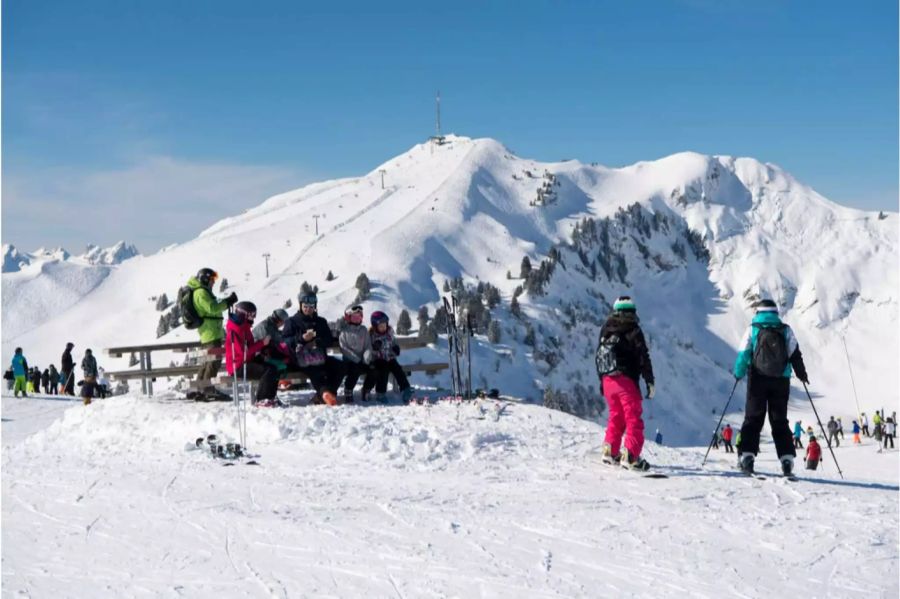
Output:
[752, 324, 788, 377]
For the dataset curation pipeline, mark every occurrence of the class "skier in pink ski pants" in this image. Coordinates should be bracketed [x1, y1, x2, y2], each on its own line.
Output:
[596, 296, 656, 470]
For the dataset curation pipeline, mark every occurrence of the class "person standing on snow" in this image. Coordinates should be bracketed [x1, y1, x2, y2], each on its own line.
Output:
[10, 348, 29, 398]
[826, 416, 841, 448]
[4, 368, 13, 392]
[733, 298, 809, 477]
[883, 418, 896, 449]
[837, 417, 844, 440]
[363, 311, 412, 403]
[722, 424, 735, 453]
[793, 420, 804, 448]
[595, 296, 655, 471]
[48, 364, 59, 394]
[186, 268, 237, 400]
[805, 435, 822, 470]
[41, 368, 50, 394]
[851, 420, 861, 445]
[61, 342, 76, 395]
[81, 349, 99, 405]
[655, 429, 663, 445]
[710, 429, 720, 450]
[861, 412, 870, 437]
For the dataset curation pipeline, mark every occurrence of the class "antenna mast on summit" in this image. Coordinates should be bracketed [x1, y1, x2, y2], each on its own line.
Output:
[435, 91, 441, 139]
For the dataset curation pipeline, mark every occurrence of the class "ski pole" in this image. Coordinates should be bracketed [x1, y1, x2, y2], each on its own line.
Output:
[701, 378, 739, 467]
[804, 382, 844, 479]
[242, 340, 249, 450]
[841, 336, 863, 427]
[228, 331, 241, 443]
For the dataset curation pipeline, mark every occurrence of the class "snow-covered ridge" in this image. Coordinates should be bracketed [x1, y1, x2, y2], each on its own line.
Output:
[2, 136, 896, 445]
[2, 240, 140, 273]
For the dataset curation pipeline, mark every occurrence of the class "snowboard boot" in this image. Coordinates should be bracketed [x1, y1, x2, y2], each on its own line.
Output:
[601, 443, 621, 465]
[400, 388, 414, 403]
[83, 397, 92, 406]
[780, 455, 795, 477]
[375, 393, 387, 404]
[739, 453, 755, 475]
[620, 448, 650, 471]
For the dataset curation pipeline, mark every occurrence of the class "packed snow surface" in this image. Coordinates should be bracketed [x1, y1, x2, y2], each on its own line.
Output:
[2, 393, 897, 598]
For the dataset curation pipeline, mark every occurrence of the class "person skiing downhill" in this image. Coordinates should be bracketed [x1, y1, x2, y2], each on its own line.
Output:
[793, 420, 804, 448]
[596, 296, 655, 471]
[734, 298, 809, 477]
[805, 435, 822, 470]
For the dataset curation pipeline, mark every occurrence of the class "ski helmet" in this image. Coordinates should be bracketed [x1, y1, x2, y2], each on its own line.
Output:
[234, 301, 257, 324]
[370, 311, 389, 326]
[344, 305, 364, 323]
[272, 309, 289, 323]
[14, 347, 21, 354]
[755, 298, 777, 313]
[613, 296, 636, 313]
[298, 293, 318, 309]
[197, 267, 218, 288]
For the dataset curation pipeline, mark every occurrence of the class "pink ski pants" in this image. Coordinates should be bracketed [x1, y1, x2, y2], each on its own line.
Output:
[602, 374, 645, 458]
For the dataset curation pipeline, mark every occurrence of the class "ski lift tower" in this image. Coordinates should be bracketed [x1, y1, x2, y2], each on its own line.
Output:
[429, 91, 446, 146]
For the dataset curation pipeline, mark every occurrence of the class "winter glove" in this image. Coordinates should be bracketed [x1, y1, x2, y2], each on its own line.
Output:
[646, 383, 655, 400]
[372, 340, 383, 351]
[226, 292, 239, 307]
[392, 344, 401, 356]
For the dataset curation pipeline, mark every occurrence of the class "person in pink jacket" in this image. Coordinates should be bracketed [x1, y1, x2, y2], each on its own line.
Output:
[225, 301, 277, 405]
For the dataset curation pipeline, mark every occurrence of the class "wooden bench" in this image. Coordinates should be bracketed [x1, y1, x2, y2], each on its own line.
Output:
[106, 336, 444, 396]
[194, 362, 450, 391]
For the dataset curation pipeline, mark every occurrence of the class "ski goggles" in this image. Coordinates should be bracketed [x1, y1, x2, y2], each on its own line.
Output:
[348, 305, 363, 314]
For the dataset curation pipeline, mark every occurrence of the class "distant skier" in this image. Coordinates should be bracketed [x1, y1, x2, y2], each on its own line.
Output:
[595, 296, 655, 471]
[861, 412, 870, 437]
[873, 411, 884, 442]
[722, 424, 735, 453]
[363, 311, 412, 403]
[805, 435, 822, 471]
[655, 429, 663, 445]
[48, 364, 59, 394]
[61, 342, 75, 395]
[837, 417, 844, 440]
[710, 430, 720, 450]
[734, 298, 809, 477]
[185, 268, 238, 400]
[30, 367, 41, 394]
[826, 416, 840, 448]
[793, 420, 804, 448]
[81, 349, 99, 405]
[10, 348, 28, 398]
[97, 368, 109, 398]
[883, 418, 895, 449]
[282, 294, 344, 406]
[225, 301, 278, 405]
[41, 368, 50, 394]
[339, 305, 372, 402]
[851, 420, 861, 444]
[3, 368, 13, 392]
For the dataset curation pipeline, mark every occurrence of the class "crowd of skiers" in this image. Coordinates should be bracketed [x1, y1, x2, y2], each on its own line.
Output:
[184, 267, 412, 407]
[6, 343, 110, 405]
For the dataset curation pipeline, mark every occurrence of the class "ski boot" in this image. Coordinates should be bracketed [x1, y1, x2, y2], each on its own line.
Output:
[343, 391, 354, 404]
[374, 393, 387, 404]
[739, 453, 755, 475]
[600, 443, 621, 465]
[400, 388, 414, 403]
[780, 455, 795, 477]
[620, 448, 651, 471]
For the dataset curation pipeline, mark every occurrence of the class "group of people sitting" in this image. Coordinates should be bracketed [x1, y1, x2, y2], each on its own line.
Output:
[223, 295, 412, 406]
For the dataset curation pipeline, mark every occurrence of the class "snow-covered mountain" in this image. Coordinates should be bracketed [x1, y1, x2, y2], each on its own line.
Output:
[2, 136, 896, 443]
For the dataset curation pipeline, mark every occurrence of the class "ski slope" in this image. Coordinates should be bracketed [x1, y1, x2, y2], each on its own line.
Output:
[2, 393, 897, 598]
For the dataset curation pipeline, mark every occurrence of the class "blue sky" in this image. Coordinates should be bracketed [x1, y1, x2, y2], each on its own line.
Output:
[3, 0, 897, 253]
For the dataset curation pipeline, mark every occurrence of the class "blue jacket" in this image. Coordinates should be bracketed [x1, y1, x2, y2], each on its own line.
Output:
[11, 354, 27, 376]
[793, 422, 803, 437]
[734, 311, 807, 380]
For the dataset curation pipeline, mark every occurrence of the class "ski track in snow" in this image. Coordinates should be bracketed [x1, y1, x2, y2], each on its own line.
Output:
[2, 395, 898, 598]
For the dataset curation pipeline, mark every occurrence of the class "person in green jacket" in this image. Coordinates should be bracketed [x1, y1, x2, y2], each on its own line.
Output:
[188, 267, 237, 399]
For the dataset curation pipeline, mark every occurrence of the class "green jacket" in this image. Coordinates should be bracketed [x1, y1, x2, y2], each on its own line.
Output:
[187, 276, 229, 344]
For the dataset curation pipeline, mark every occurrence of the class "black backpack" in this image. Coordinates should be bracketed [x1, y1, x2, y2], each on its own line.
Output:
[595, 334, 622, 377]
[178, 286, 203, 330]
[752, 324, 788, 377]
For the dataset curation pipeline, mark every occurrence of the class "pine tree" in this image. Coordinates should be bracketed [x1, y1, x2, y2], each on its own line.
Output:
[520, 256, 532, 278]
[300, 281, 319, 296]
[417, 305, 429, 328]
[397, 309, 412, 335]
[155, 293, 169, 311]
[219, 278, 229, 292]
[156, 315, 169, 338]
[418, 321, 438, 344]
[488, 320, 502, 344]
[355, 273, 371, 302]
[524, 324, 536, 347]
[442, 280, 451, 293]
[326, 270, 335, 281]
[433, 306, 448, 331]
[284, 298, 293, 309]
[510, 296, 521, 317]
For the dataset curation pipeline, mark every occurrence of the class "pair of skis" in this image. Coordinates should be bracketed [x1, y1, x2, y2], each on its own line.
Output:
[442, 295, 475, 400]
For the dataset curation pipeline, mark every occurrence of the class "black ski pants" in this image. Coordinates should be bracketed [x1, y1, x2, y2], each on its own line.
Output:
[884, 434, 895, 449]
[342, 361, 370, 396]
[363, 359, 410, 394]
[723, 440, 734, 453]
[794, 436, 804, 449]
[241, 359, 278, 401]
[62, 370, 75, 395]
[739, 374, 795, 458]
[300, 356, 345, 396]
